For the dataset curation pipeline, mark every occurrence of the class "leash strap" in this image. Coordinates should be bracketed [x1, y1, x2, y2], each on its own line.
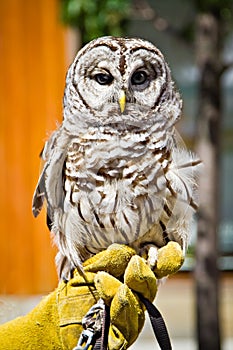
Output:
[74, 295, 171, 350]
[139, 294, 172, 350]
[73, 299, 109, 350]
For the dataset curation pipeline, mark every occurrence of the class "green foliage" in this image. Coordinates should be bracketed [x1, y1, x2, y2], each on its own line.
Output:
[60, 0, 131, 44]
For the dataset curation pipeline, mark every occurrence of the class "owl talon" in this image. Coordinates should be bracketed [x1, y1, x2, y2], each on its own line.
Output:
[147, 246, 159, 270]
[140, 244, 159, 270]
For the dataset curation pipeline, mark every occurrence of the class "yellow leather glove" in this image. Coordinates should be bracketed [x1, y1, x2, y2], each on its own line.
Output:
[94, 254, 157, 350]
[0, 244, 135, 350]
[0, 290, 63, 349]
[58, 242, 183, 350]
[153, 241, 184, 278]
[58, 244, 137, 349]
[0, 242, 184, 350]
[58, 243, 156, 349]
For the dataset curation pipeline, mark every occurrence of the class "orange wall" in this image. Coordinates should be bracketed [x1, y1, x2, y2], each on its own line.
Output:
[0, 0, 69, 293]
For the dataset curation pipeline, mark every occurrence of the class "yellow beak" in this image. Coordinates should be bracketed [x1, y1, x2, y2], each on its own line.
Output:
[119, 90, 126, 113]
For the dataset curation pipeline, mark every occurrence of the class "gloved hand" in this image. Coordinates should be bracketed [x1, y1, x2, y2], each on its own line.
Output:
[94, 254, 157, 349]
[0, 242, 184, 350]
[0, 244, 136, 350]
[58, 243, 157, 349]
[59, 242, 183, 350]
[58, 243, 137, 349]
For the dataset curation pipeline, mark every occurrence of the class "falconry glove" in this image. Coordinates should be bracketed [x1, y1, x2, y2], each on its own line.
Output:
[0, 242, 184, 349]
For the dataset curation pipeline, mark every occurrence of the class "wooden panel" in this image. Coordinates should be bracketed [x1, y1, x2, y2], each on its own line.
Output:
[0, 0, 68, 293]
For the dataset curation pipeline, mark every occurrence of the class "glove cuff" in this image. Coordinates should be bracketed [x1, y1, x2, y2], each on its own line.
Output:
[57, 279, 98, 349]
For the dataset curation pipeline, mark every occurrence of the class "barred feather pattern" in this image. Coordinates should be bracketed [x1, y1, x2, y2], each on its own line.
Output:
[32, 37, 201, 278]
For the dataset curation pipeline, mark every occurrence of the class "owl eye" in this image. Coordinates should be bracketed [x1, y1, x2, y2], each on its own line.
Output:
[94, 73, 113, 85]
[131, 71, 148, 85]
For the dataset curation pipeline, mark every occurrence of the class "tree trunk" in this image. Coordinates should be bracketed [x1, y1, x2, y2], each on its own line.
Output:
[194, 13, 222, 350]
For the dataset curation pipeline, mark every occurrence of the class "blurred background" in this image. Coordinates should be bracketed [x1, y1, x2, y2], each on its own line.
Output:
[0, 0, 232, 349]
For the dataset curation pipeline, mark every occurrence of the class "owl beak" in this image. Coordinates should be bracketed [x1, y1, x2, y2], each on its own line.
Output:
[119, 90, 126, 113]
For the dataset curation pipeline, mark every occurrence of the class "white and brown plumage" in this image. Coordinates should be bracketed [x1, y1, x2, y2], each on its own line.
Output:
[32, 37, 201, 279]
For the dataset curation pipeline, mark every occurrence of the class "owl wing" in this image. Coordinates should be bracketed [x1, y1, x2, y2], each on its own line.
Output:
[32, 127, 71, 227]
[169, 129, 202, 208]
[32, 160, 56, 230]
[32, 163, 47, 218]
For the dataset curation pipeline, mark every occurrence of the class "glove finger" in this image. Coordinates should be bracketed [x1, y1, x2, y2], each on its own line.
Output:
[154, 241, 184, 278]
[94, 271, 122, 305]
[83, 244, 136, 278]
[67, 270, 96, 287]
[108, 325, 128, 350]
[109, 284, 145, 349]
[124, 255, 157, 302]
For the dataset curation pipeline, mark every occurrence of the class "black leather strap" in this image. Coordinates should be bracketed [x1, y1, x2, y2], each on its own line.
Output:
[139, 294, 172, 350]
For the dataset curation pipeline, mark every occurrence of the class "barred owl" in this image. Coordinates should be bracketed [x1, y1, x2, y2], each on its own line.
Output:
[33, 37, 201, 279]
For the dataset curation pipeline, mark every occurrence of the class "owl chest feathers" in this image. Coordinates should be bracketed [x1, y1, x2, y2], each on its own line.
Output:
[60, 128, 177, 251]
[64, 132, 169, 202]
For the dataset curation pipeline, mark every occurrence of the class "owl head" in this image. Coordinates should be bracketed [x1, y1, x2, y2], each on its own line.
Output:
[63, 37, 182, 131]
